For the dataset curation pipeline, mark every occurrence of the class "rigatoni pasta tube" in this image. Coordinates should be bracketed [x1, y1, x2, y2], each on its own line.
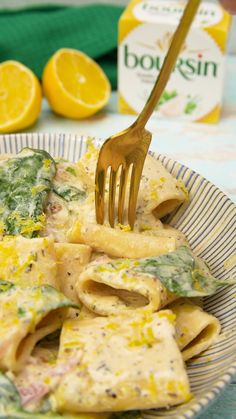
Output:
[52, 311, 191, 412]
[0, 236, 59, 289]
[55, 243, 91, 304]
[168, 299, 221, 361]
[79, 145, 188, 220]
[68, 222, 177, 258]
[138, 154, 188, 218]
[0, 284, 74, 372]
[15, 312, 62, 373]
[76, 258, 177, 316]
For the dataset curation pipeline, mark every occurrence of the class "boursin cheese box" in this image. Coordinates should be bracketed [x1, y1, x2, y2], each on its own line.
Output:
[118, 0, 231, 123]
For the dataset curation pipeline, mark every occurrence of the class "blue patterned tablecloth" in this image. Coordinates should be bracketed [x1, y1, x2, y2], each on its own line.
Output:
[26, 55, 236, 419]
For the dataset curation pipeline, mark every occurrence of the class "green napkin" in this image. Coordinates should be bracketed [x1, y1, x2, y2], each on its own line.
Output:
[0, 4, 124, 89]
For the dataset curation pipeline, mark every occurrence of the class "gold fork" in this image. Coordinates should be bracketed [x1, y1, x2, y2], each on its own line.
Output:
[95, 0, 201, 229]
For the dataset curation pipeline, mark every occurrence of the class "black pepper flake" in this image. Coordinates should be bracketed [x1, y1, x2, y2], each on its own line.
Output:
[105, 389, 117, 398]
[67, 272, 71, 276]
[25, 263, 33, 273]
[168, 393, 177, 397]
[97, 363, 110, 372]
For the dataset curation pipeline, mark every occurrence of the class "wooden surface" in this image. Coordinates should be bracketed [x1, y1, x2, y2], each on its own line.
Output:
[26, 55, 236, 419]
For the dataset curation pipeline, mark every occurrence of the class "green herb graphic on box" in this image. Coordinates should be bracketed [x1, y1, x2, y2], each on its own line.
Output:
[184, 96, 198, 114]
[156, 90, 178, 110]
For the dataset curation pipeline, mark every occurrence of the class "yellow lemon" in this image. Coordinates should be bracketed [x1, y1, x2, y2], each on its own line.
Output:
[42, 48, 111, 119]
[0, 61, 42, 133]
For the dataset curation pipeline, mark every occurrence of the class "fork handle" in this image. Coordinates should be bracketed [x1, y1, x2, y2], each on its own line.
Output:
[134, 0, 201, 129]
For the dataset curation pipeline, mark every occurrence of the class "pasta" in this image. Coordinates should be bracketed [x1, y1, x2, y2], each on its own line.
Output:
[52, 311, 191, 412]
[76, 257, 177, 315]
[55, 242, 92, 318]
[68, 222, 180, 258]
[137, 154, 188, 218]
[43, 159, 93, 242]
[55, 242, 92, 303]
[79, 142, 187, 221]
[0, 143, 231, 418]
[168, 299, 221, 361]
[0, 236, 58, 288]
[0, 282, 75, 372]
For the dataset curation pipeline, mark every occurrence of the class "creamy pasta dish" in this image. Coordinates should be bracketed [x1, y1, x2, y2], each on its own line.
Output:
[0, 142, 234, 418]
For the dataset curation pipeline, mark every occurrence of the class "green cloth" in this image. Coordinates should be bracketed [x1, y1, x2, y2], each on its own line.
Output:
[0, 4, 124, 89]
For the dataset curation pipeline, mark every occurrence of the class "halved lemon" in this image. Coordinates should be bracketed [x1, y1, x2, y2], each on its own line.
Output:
[42, 48, 111, 119]
[0, 61, 42, 133]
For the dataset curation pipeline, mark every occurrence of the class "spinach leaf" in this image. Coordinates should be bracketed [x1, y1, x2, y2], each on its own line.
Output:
[65, 166, 77, 176]
[94, 247, 235, 297]
[0, 148, 56, 238]
[53, 183, 86, 202]
[136, 246, 236, 297]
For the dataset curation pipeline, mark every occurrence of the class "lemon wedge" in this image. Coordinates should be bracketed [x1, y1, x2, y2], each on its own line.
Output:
[42, 48, 111, 119]
[0, 61, 42, 133]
